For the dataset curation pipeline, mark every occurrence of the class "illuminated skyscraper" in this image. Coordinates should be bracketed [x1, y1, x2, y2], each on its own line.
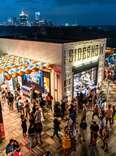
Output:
[19, 10, 29, 26]
[35, 12, 40, 21]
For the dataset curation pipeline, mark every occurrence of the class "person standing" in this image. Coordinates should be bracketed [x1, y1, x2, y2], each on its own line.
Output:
[99, 108, 105, 120]
[16, 83, 20, 92]
[21, 115, 27, 137]
[7, 92, 14, 110]
[30, 88, 33, 103]
[105, 104, 113, 128]
[92, 104, 99, 120]
[38, 93, 45, 119]
[32, 89, 38, 102]
[90, 121, 99, 145]
[34, 107, 41, 124]
[29, 112, 35, 124]
[6, 139, 14, 155]
[16, 96, 20, 112]
[46, 93, 53, 111]
[99, 117, 105, 137]
[51, 118, 61, 141]
[112, 105, 116, 125]
[35, 121, 43, 144]
[28, 123, 35, 151]
[61, 100, 66, 119]
[81, 104, 87, 120]
[101, 126, 109, 152]
[18, 97, 24, 115]
[69, 105, 76, 129]
[25, 99, 30, 118]
[34, 107, 43, 144]
[80, 119, 87, 142]
[62, 127, 71, 156]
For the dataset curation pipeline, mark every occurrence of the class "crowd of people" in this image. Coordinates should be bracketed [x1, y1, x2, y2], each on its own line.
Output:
[0, 85, 77, 156]
[80, 102, 116, 155]
[0, 80, 116, 156]
[104, 57, 116, 82]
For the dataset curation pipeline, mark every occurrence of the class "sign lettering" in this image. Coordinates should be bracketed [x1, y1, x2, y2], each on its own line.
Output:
[68, 44, 104, 63]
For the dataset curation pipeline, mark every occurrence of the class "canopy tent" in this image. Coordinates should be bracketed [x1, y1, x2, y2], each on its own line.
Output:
[0, 54, 54, 80]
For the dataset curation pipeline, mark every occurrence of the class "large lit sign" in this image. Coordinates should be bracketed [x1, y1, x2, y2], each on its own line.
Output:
[67, 44, 104, 64]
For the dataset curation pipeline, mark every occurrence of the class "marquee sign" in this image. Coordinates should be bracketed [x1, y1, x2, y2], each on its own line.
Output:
[63, 39, 106, 97]
[67, 44, 104, 63]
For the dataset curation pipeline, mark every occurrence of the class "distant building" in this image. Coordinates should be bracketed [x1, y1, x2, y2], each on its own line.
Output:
[34, 12, 41, 26]
[12, 17, 18, 26]
[65, 23, 70, 27]
[0, 28, 106, 100]
[35, 12, 40, 21]
[33, 18, 53, 27]
[7, 18, 13, 25]
[19, 10, 29, 26]
[1, 10, 54, 27]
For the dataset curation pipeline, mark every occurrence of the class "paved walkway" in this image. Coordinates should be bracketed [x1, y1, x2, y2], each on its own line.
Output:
[0, 102, 67, 156]
[0, 97, 116, 155]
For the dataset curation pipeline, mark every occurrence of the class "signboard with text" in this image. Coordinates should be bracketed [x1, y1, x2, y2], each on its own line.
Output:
[63, 39, 106, 97]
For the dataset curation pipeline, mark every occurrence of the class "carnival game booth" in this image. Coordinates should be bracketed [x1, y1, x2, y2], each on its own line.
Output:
[0, 54, 54, 97]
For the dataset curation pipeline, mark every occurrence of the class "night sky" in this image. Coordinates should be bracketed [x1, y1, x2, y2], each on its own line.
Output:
[0, 0, 115, 25]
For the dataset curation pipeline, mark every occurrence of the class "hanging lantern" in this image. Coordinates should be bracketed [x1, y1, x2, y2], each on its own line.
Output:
[39, 66, 43, 70]
[25, 64, 28, 68]
[53, 66, 62, 73]
[43, 66, 47, 70]
[5, 74, 11, 81]
[0, 68, 3, 73]
[25, 69, 32, 74]
[12, 72, 18, 78]
[5, 66, 12, 72]
[13, 65, 19, 69]
[32, 67, 39, 72]
[15, 68, 20, 73]
[8, 69, 15, 75]
[47, 64, 54, 69]
[18, 71, 25, 76]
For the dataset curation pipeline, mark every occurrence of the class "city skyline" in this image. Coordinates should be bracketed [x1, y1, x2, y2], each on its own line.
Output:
[0, 0, 115, 25]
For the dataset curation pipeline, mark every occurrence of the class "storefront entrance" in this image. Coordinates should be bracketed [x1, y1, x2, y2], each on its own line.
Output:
[73, 63, 98, 97]
[0, 54, 54, 96]
[22, 71, 50, 94]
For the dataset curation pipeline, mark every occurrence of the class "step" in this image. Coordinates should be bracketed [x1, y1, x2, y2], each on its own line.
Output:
[108, 91, 116, 94]
[107, 100, 116, 103]
[110, 87, 116, 91]
[32, 146, 45, 156]
[107, 94, 116, 97]
[108, 94, 116, 97]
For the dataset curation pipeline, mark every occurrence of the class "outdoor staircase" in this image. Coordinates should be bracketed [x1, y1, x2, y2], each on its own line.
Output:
[107, 82, 116, 103]
[102, 80, 116, 104]
[101, 80, 109, 95]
